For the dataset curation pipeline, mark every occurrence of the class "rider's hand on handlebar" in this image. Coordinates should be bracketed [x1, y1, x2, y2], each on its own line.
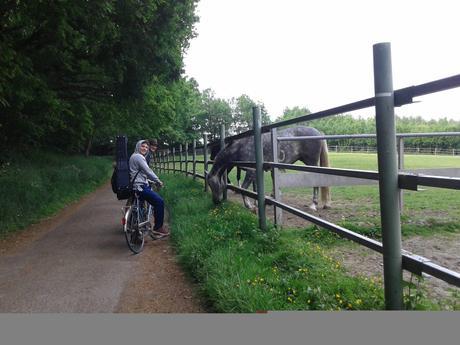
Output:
[150, 180, 163, 189]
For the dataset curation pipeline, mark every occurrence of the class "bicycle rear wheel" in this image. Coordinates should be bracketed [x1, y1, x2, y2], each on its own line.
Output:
[124, 206, 144, 254]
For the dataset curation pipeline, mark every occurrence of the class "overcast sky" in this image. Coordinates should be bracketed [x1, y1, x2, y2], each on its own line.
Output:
[183, 0, 460, 121]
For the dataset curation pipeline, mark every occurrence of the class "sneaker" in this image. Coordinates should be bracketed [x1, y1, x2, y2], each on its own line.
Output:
[157, 225, 170, 235]
[149, 226, 169, 240]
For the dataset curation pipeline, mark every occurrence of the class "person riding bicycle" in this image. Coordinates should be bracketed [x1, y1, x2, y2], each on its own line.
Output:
[129, 139, 169, 238]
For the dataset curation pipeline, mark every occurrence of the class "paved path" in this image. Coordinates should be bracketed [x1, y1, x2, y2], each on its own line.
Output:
[0, 183, 204, 313]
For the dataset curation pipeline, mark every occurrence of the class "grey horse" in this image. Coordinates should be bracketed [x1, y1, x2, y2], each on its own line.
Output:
[207, 126, 331, 211]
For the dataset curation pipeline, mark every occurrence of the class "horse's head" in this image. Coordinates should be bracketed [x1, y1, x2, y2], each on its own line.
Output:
[209, 141, 222, 160]
[207, 173, 224, 204]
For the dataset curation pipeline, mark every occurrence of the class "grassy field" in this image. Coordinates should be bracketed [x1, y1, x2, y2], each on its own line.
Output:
[160, 152, 459, 238]
[286, 153, 460, 237]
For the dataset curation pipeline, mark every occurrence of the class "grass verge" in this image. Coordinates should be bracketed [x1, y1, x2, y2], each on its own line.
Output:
[160, 174, 446, 311]
[0, 150, 112, 237]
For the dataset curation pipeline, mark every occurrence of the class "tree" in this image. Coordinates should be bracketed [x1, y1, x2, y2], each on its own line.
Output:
[230, 94, 271, 134]
[192, 89, 232, 142]
[0, 0, 199, 154]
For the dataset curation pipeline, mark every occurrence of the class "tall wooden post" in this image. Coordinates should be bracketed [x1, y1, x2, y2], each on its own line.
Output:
[193, 139, 197, 180]
[185, 142, 189, 176]
[204, 134, 209, 192]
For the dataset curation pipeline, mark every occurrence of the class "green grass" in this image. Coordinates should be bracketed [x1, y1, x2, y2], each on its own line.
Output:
[320, 153, 459, 238]
[0, 150, 112, 236]
[157, 153, 459, 310]
[159, 174, 453, 311]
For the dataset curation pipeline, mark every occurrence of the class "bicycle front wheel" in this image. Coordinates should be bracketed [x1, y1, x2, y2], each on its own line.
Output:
[124, 207, 144, 254]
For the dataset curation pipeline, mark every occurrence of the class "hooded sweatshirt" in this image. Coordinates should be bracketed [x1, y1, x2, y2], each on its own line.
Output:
[129, 140, 160, 191]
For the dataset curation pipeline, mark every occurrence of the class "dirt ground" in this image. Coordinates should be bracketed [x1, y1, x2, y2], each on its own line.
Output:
[0, 183, 206, 313]
[114, 213, 208, 313]
[227, 190, 460, 308]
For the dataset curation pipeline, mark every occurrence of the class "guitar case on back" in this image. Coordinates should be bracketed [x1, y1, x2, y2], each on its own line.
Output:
[111, 135, 132, 200]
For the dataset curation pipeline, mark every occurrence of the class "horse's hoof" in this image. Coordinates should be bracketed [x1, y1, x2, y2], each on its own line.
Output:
[308, 204, 318, 211]
[323, 204, 332, 209]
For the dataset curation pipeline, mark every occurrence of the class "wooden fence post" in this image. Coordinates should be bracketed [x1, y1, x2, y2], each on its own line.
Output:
[179, 144, 183, 174]
[185, 142, 189, 176]
[204, 134, 209, 192]
[193, 139, 197, 180]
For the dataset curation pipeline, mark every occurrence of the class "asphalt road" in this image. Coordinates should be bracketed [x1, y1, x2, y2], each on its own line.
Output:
[0, 184, 150, 312]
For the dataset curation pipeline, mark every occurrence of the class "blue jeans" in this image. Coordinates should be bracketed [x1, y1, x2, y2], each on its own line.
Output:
[139, 185, 164, 230]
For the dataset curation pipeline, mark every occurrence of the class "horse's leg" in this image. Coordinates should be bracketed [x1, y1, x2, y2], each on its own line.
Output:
[308, 187, 319, 211]
[319, 140, 332, 209]
[240, 170, 256, 211]
[237, 167, 242, 187]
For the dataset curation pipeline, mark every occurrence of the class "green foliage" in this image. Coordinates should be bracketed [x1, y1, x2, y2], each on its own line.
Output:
[229, 94, 271, 134]
[275, 106, 311, 125]
[0, 0, 199, 154]
[192, 88, 233, 142]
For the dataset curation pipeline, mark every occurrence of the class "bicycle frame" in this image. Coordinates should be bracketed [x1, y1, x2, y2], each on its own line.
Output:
[121, 183, 161, 253]
[122, 193, 153, 231]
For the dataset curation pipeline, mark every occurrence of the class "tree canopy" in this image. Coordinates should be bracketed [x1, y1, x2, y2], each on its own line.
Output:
[1, 0, 199, 154]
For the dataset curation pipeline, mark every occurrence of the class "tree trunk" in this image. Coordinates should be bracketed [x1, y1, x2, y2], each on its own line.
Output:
[85, 136, 93, 157]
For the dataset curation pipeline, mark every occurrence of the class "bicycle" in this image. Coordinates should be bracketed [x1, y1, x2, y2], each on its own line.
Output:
[122, 181, 162, 254]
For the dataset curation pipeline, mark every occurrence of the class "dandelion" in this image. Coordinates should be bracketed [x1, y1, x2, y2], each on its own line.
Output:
[348, 303, 353, 309]
[355, 299, 362, 305]
[335, 294, 340, 299]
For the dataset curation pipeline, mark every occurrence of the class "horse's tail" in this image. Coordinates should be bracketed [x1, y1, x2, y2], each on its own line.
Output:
[319, 140, 331, 208]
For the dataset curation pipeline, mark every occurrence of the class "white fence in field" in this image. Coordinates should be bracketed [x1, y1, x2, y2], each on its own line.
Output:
[330, 146, 460, 156]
